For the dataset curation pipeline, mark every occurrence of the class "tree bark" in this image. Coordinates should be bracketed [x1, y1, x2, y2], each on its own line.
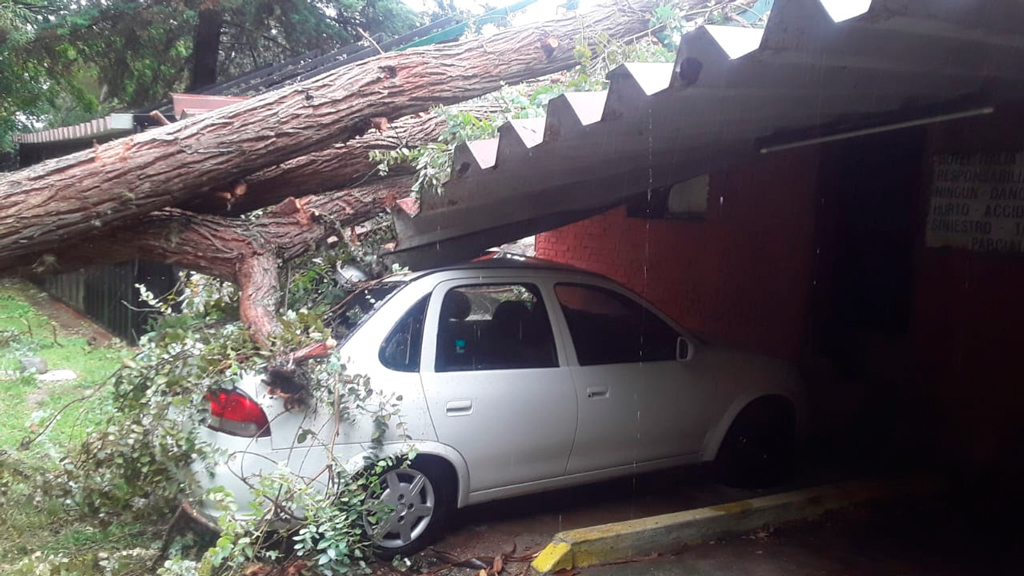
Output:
[188, 8, 224, 91]
[185, 112, 447, 215]
[12, 176, 416, 344]
[237, 251, 281, 346]
[190, 101, 506, 215]
[0, 0, 656, 270]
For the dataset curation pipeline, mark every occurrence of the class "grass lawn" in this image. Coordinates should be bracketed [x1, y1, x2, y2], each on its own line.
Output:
[0, 279, 127, 451]
[0, 279, 162, 573]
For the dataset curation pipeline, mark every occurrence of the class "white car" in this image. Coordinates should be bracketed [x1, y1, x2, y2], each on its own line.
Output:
[188, 255, 805, 556]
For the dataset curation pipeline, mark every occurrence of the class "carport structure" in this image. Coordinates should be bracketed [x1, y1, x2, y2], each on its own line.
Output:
[392, 0, 1024, 476]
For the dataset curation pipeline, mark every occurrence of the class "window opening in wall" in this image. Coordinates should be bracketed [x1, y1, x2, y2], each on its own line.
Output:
[626, 174, 709, 220]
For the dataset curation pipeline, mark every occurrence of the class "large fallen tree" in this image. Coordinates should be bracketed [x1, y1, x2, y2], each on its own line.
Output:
[12, 176, 415, 344]
[2, 0, 666, 344]
[0, 0, 657, 270]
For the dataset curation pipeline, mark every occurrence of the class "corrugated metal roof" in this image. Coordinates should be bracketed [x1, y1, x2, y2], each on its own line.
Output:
[391, 0, 1024, 268]
[171, 94, 249, 119]
[13, 114, 135, 145]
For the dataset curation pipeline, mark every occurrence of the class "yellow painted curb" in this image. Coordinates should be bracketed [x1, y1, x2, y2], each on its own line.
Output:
[530, 541, 573, 573]
[529, 474, 945, 574]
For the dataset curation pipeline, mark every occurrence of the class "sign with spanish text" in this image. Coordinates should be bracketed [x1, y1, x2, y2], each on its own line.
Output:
[926, 152, 1024, 253]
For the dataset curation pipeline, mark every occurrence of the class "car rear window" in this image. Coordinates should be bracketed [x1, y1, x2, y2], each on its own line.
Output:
[328, 281, 406, 344]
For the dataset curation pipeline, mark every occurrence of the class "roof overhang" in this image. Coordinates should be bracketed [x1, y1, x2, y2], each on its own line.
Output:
[171, 94, 250, 119]
[14, 113, 136, 146]
[390, 0, 1024, 269]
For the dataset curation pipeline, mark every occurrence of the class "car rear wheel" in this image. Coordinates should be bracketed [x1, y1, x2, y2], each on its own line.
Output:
[363, 459, 453, 559]
[715, 398, 796, 489]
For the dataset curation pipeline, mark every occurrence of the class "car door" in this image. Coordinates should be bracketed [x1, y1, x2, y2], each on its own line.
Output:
[553, 282, 706, 475]
[419, 279, 578, 493]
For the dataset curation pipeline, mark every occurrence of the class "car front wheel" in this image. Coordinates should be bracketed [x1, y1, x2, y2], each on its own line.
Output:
[715, 398, 796, 489]
[363, 459, 453, 558]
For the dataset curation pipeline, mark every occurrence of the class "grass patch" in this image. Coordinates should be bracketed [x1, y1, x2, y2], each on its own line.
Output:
[0, 279, 160, 572]
[0, 279, 128, 453]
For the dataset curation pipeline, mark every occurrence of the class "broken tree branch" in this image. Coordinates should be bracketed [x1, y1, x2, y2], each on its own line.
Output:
[10, 176, 417, 344]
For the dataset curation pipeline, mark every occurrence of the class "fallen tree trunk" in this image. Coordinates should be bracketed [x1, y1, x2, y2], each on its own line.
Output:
[14, 176, 415, 344]
[0, 0, 657, 270]
[185, 112, 446, 215]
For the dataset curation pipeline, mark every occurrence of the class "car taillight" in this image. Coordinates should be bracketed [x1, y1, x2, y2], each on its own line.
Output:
[205, 389, 270, 438]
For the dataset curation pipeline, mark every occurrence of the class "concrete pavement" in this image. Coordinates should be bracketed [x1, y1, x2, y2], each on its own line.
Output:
[530, 475, 944, 573]
[576, 497, 1017, 576]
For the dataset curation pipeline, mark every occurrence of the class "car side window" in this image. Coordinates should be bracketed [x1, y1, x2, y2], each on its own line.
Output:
[379, 295, 429, 372]
[554, 283, 680, 366]
[435, 283, 558, 372]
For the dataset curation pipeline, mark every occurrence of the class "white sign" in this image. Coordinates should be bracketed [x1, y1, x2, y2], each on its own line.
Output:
[926, 152, 1024, 253]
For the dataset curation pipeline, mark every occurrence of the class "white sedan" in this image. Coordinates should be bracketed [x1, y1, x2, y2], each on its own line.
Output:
[189, 255, 805, 557]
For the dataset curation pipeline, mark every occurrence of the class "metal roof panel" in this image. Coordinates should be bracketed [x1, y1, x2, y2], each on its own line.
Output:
[703, 25, 765, 60]
[391, 0, 1024, 267]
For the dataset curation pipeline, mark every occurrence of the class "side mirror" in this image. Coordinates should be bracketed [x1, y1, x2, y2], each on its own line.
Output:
[676, 336, 692, 361]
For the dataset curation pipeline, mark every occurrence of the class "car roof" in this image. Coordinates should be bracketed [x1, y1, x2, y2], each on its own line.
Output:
[390, 253, 600, 282]
[377, 253, 708, 344]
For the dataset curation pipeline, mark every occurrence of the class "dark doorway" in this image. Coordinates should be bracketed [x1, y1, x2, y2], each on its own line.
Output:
[806, 127, 925, 467]
[815, 128, 922, 377]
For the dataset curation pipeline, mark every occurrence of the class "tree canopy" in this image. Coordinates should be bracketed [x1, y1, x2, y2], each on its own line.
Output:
[0, 0, 422, 150]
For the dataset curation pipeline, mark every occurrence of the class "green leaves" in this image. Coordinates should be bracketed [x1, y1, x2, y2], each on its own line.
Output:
[2, 0, 426, 151]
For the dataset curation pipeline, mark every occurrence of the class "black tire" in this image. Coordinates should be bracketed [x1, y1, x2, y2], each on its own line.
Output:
[715, 398, 796, 489]
[364, 458, 455, 560]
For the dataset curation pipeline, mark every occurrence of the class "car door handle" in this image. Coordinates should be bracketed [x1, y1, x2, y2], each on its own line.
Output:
[445, 399, 473, 416]
[586, 387, 609, 399]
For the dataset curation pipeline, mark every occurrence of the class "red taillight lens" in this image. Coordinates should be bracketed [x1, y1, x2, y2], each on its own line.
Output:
[205, 389, 270, 438]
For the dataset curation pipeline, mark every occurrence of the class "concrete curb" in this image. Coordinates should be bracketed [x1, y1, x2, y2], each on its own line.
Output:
[531, 474, 945, 573]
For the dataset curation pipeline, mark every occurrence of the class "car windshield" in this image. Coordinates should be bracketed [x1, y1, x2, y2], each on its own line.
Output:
[329, 281, 406, 343]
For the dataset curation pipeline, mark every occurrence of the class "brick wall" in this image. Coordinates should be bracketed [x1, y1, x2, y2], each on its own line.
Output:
[908, 105, 1024, 465]
[536, 147, 820, 361]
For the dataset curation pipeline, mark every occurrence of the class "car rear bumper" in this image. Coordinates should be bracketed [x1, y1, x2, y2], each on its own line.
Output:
[190, 425, 373, 527]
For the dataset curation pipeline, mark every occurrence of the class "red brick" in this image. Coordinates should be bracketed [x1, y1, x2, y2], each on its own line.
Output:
[534, 150, 819, 361]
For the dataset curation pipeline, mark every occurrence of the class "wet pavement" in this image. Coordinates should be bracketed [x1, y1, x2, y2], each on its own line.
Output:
[432, 465, 752, 559]
[578, 496, 1019, 576]
[426, 462, 860, 566]
[414, 473, 1020, 576]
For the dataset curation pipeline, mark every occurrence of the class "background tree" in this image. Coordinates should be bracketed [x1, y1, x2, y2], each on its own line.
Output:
[0, 0, 423, 150]
[0, 1, 94, 150]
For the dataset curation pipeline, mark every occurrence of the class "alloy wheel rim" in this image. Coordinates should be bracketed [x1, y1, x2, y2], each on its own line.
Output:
[364, 469, 436, 548]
